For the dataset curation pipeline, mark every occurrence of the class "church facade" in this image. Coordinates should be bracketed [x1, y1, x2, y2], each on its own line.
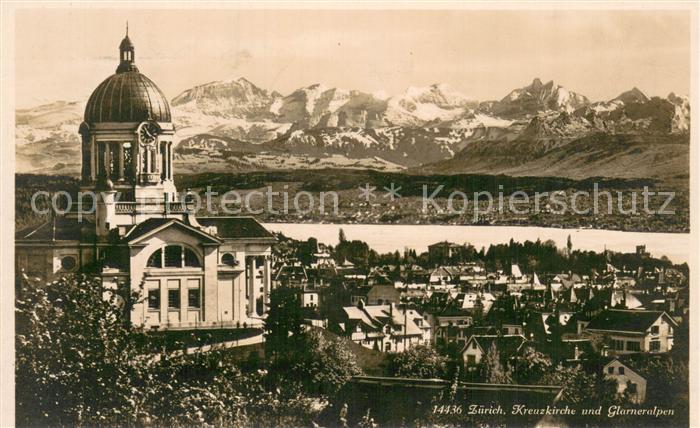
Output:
[16, 31, 276, 329]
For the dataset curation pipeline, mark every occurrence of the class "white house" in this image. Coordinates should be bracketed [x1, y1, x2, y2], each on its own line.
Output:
[603, 359, 647, 403]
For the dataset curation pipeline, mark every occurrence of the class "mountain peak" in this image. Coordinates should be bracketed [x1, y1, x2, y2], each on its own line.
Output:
[613, 87, 649, 104]
[495, 78, 589, 116]
[402, 83, 472, 107]
[235, 77, 255, 86]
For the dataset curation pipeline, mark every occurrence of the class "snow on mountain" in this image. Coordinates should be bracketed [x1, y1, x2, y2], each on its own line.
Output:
[491, 78, 590, 117]
[385, 83, 476, 126]
[14, 77, 690, 176]
[274, 84, 388, 128]
[15, 101, 84, 174]
[171, 77, 279, 119]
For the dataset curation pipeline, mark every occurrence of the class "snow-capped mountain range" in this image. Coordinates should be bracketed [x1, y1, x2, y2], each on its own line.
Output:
[16, 78, 690, 180]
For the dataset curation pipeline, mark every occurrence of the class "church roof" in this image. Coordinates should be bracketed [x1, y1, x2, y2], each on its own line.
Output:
[197, 217, 276, 241]
[16, 217, 92, 242]
[120, 34, 134, 50]
[84, 71, 171, 123]
[123, 218, 223, 245]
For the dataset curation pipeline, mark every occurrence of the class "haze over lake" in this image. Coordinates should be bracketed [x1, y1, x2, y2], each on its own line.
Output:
[263, 223, 691, 265]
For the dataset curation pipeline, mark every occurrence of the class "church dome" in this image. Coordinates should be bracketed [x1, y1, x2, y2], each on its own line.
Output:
[84, 29, 171, 123]
[84, 72, 171, 123]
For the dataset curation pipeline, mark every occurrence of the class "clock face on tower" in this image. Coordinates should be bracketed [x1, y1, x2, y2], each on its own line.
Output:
[138, 121, 159, 145]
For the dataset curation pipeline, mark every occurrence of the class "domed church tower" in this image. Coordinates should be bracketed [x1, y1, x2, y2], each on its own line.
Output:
[17, 28, 276, 330]
[80, 27, 178, 235]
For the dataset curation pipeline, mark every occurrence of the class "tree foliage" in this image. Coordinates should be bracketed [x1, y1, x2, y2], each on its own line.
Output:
[479, 342, 513, 384]
[387, 345, 448, 379]
[16, 275, 151, 425]
[265, 286, 306, 363]
[509, 346, 552, 384]
[284, 330, 362, 395]
[541, 364, 616, 406]
[15, 275, 323, 426]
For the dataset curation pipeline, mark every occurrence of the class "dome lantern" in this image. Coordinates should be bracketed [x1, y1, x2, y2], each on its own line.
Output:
[117, 22, 138, 73]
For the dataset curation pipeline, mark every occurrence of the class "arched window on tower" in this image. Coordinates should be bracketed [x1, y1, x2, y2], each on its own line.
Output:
[109, 143, 119, 181]
[141, 149, 148, 173]
[160, 141, 167, 180]
[150, 148, 157, 173]
[123, 142, 133, 180]
[98, 142, 107, 178]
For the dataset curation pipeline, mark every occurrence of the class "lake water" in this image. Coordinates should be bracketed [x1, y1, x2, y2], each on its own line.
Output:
[263, 223, 692, 265]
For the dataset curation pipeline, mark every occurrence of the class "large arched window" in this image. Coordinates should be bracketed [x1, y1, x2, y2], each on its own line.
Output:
[146, 245, 201, 269]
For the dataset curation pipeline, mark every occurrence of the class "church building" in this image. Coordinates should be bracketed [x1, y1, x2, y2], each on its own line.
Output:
[15, 30, 276, 329]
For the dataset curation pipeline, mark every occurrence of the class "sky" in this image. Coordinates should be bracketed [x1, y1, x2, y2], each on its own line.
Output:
[13, 8, 692, 109]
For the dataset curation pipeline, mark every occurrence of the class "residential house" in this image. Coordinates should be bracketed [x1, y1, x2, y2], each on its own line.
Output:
[584, 309, 677, 355]
[429, 266, 460, 285]
[603, 358, 647, 403]
[428, 241, 467, 265]
[334, 301, 430, 352]
[461, 334, 527, 369]
[367, 284, 402, 305]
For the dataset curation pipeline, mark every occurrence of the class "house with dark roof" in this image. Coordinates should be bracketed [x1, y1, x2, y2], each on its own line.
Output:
[333, 301, 430, 352]
[461, 334, 528, 368]
[427, 241, 468, 265]
[584, 309, 677, 355]
[15, 31, 276, 331]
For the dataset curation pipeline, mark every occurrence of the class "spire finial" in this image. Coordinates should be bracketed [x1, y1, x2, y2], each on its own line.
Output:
[126, 21, 129, 36]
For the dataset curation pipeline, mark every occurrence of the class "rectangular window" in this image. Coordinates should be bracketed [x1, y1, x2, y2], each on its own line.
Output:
[628, 383, 637, 394]
[626, 341, 641, 352]
[148, 289, 160, 310]
[467, 355, 476, 365]
[168, 289, 180, 309]
[188, 288, 200, 308]
[608, 366, 614, 374]
[650, 340, 660, 352]
[618, 367, 625, 375]
[612, 340, 624, 351]
[651, 325, 660, 335]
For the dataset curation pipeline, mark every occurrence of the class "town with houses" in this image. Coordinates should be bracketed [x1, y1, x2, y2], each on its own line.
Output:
[272, 236, 688, 407]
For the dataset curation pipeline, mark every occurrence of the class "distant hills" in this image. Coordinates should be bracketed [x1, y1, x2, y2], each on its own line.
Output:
[15, 77, 689, 181]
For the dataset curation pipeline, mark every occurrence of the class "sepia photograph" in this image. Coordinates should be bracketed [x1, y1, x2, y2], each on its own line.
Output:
[1, 2, 697, 427]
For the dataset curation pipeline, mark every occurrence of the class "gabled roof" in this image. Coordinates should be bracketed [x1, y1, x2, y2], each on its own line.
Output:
[197, 217, 276, 240]
[603, 357, 648, 378]
[463, 334, 527, 358]
[124, 218, 222, 245]
[585, 309, 676, 333]
[16, 217, 92, 242]
[275, 264, 308, 282]
[343, 304, 424, 336]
